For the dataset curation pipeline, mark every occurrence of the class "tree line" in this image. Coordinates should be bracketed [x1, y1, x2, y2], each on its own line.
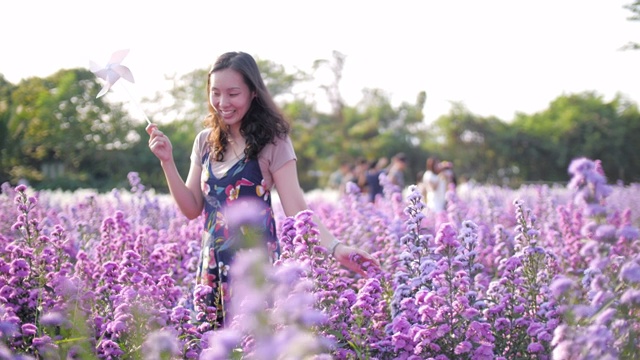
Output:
[1, 51, 639, 193]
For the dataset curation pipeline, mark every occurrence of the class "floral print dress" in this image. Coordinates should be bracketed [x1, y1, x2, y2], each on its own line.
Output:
[195, 150, 280, 328]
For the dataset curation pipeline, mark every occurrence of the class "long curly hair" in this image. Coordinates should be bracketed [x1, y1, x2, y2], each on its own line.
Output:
[203, 52, 290, 162]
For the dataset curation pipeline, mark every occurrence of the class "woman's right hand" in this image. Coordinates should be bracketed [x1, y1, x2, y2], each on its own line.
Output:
[334, 244, 381, 277]
[146, 123, 174, 163]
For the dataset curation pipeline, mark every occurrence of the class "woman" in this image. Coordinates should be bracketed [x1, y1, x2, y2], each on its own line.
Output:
[423, 157, 446, 212]
[146, 51, 378, 327]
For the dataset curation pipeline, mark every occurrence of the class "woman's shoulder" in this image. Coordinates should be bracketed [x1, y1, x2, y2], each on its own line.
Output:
[261, 134, 293, 153]
[196, 128, 212, 140]
[259, 135, 295, 166]
[193, 128, 212, 157]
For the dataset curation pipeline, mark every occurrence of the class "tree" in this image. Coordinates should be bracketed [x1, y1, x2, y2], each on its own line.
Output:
[4, 68, 136, 189]
[0, 74, 15, 185]
[425, 102, 517, 185]
[511, 92, 640, 183]
[313, 50, 347, 124]
[623, 1, 640, 49]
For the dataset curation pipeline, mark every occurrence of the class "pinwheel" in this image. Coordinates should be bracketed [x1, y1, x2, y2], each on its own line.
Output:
[90, 49, 150, 124]
[90, 49, 135, 98]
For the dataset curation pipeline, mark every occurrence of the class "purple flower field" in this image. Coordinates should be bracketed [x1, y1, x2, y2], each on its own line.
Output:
[1, 158, 640, 359]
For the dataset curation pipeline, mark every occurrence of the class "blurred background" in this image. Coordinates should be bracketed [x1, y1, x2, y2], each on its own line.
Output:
[1, 0, 639, 192]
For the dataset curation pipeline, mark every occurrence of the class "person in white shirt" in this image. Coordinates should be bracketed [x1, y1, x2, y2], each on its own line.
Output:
[422, 157, 446, 212]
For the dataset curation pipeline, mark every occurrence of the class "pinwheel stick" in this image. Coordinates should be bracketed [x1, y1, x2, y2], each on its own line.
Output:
[119, 82, 151, 125]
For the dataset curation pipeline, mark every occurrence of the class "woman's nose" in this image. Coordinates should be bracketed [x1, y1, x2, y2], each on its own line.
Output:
[219, 95, 231, 106]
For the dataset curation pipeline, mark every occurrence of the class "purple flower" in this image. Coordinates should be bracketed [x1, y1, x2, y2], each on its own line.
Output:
[40, 312, 66, 327]
[573, 304, 595, 319]
[526, 322, 543, 337]
[494, 317, 510, 331]
[10, 259, 30, 278]
[31, 335, 53, 347]
[527, 342, 544, 353]
[21, 323, 37, 336]
[98, 339, 124, 357]
[620, 289, 640, 305]
[472, 343, 494, 358]
[619, 261, 640, 284]
[0, 343, 13, 359]
[106, 320, 126, 334]
[345, 181, 361, 195]
[595, 308, 617, 326]
[200, 329, 242, 360]
[549, 276, 575, 298]
[454, 340, 472, 354]
[127, 172, 145, 193]
[583, 204, 606, 217]
[142, 330, 180, 359]
[568, 158, 595, 178]
[618, 225, 639, 240]
[552, 340, 572, 359]
[593, 224, 616, 243]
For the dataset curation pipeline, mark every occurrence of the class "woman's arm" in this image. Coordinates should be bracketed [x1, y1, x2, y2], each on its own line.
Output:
[273, 160, 379, 276]
[147, 124, 204, 219]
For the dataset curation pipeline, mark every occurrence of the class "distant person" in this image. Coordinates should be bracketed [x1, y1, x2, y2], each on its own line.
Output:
[387, 152, 408, 191]
[439, 161, 457, 190]
[328, 161, 350, 190]
[456, 175, 476, 198]
[423, 157, 446, 212]
[339, 163, 357, 195]
[416, 170, 426, 199]
[146, 51, 378, 328]
[365, 156, 388, 202]
[438, 160, 457, 210]
[353, 157, 370, 191]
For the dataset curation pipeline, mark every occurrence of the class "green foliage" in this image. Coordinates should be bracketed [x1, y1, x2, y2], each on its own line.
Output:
[2, 68, 139, 190]
[0, 74, 16, 185]
[1, 56, 640, 193]
[423, 92, 640, 186]
[511, 92, 640, 183]
[622, 1, 640, 49]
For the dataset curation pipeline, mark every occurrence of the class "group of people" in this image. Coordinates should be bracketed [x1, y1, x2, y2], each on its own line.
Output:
[419, 157, 457, 213]
[327, 153, 458, 212]
[327, 152, 408, 202]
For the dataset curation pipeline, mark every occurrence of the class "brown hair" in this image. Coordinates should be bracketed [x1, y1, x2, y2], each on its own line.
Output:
[204, 52, 290, 161]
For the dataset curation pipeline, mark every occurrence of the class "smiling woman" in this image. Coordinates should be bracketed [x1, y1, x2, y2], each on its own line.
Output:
[146, 51, 380, 328]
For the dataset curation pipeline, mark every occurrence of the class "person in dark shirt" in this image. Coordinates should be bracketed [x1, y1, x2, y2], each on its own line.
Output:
[365, 157, 388, 202]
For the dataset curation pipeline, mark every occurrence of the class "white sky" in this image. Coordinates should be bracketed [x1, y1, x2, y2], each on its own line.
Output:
[2, 0, 639, 123]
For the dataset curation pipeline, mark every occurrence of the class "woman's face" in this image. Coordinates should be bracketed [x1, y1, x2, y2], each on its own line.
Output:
[209, 68, 255, 129]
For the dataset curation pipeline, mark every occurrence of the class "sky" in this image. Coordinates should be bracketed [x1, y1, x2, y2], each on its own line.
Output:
[2, 0, 639, 124]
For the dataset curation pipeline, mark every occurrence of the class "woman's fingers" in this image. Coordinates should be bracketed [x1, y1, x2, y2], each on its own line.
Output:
[336, 246, 381, 277]
[145, 123, 158, 135]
